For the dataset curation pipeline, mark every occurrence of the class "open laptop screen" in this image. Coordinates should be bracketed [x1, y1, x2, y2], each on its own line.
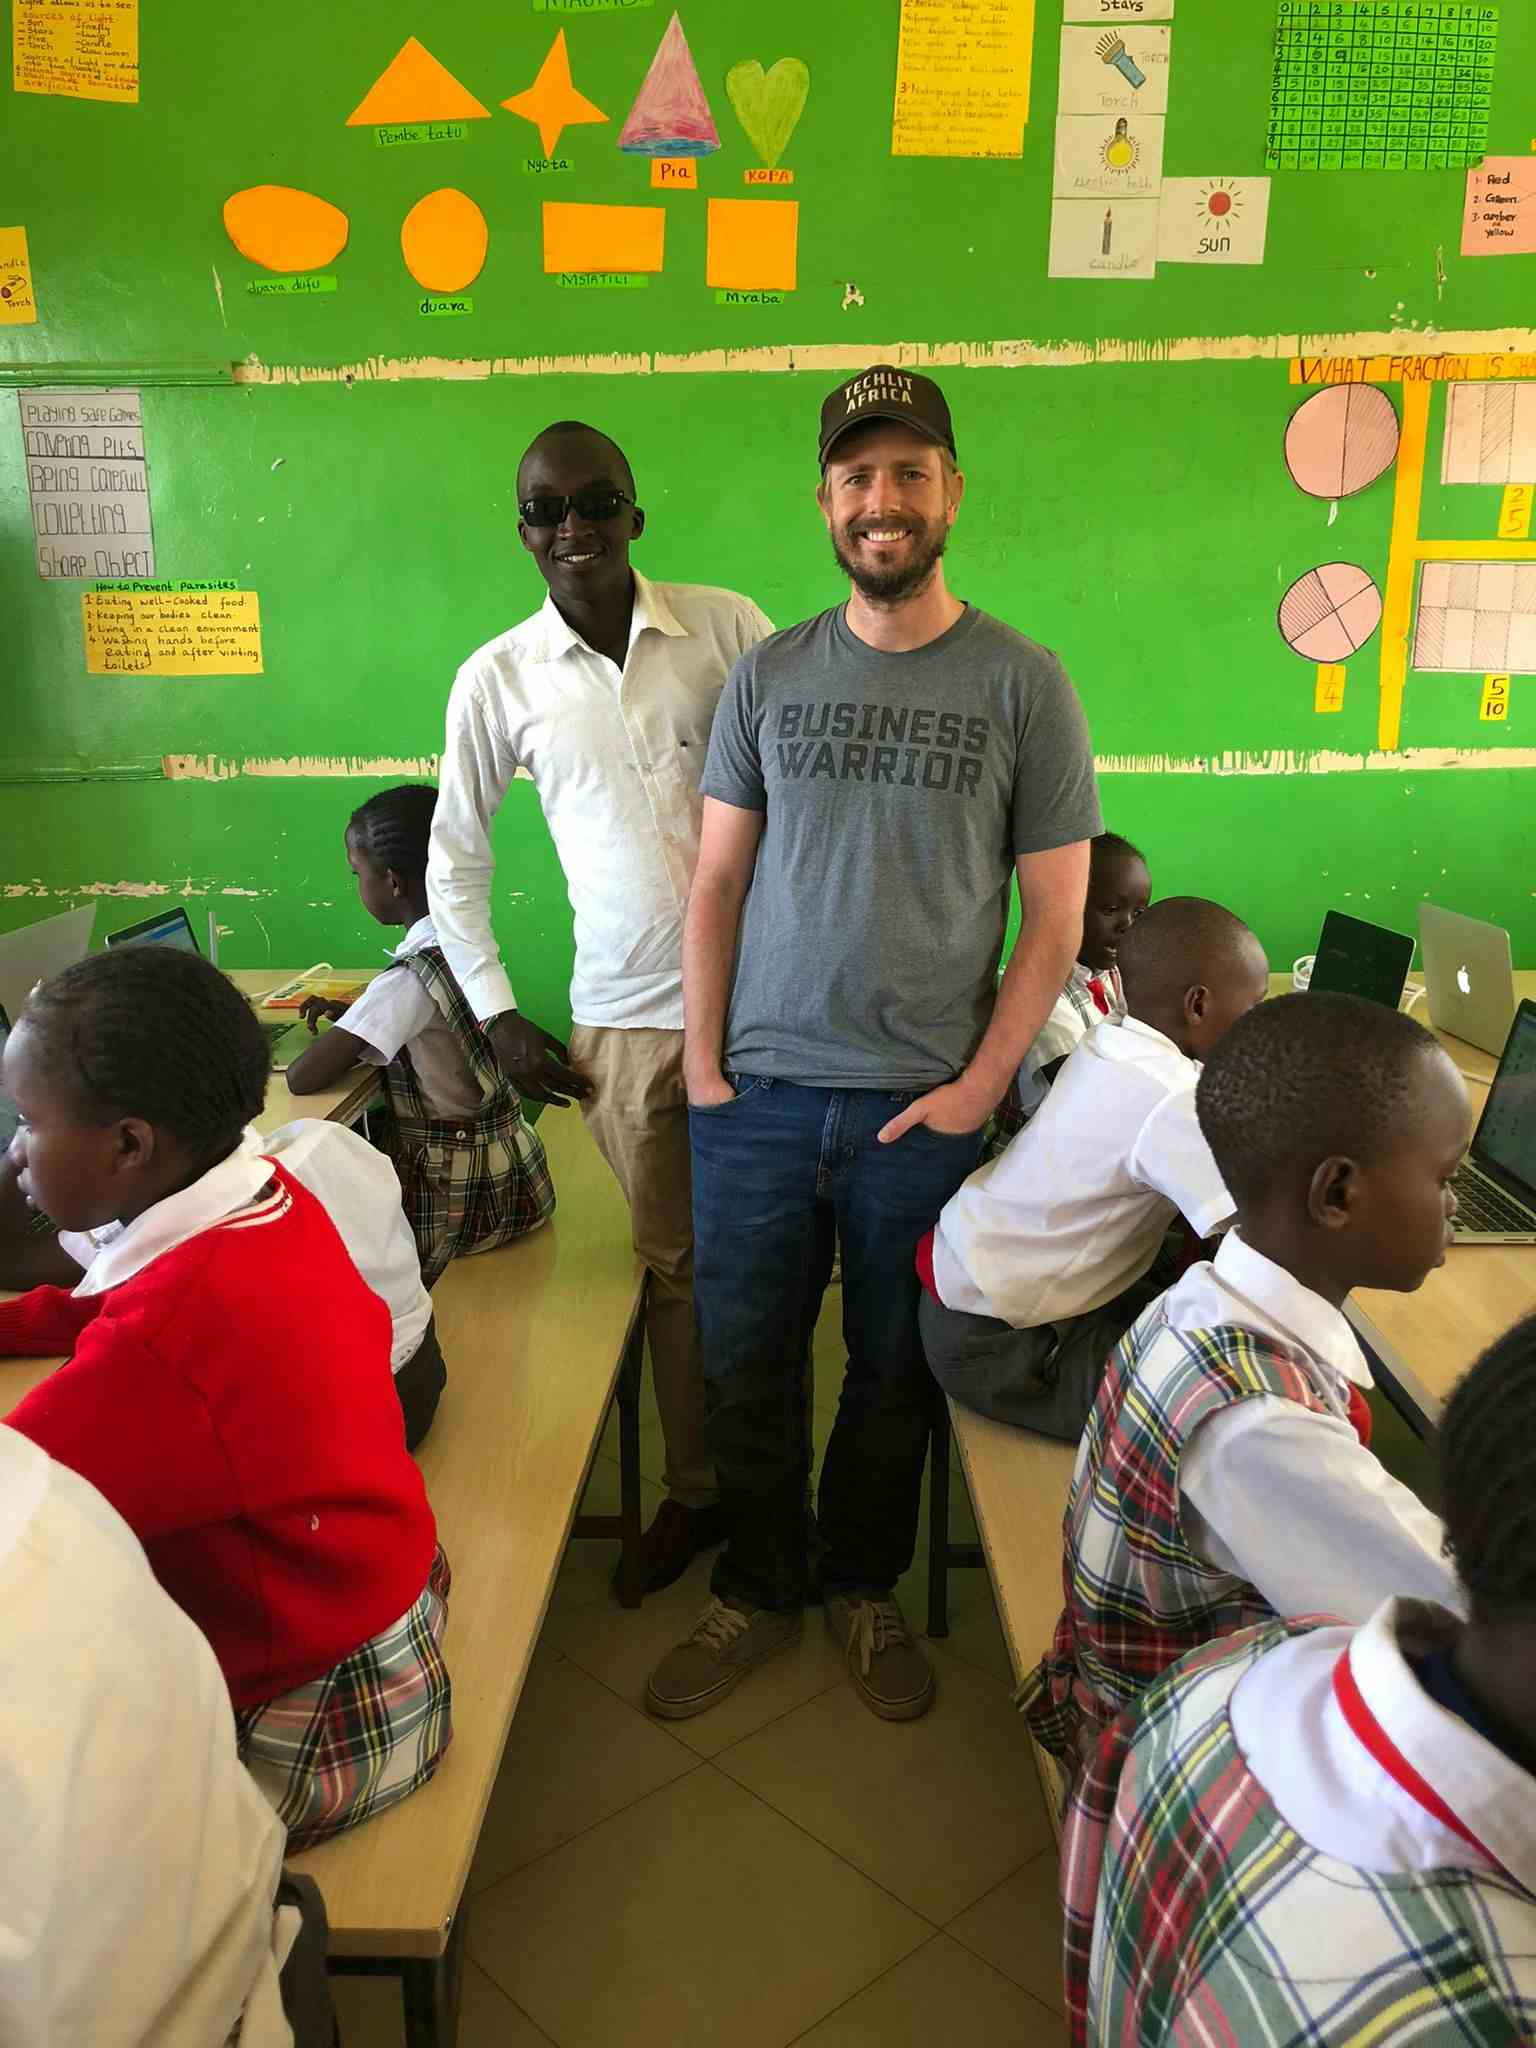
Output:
[1474, 1000, 1536, 1198]
[1309, 909, 1414, 1008]
[105, 906, 199, 953]
[0, 1004, 17, 1155]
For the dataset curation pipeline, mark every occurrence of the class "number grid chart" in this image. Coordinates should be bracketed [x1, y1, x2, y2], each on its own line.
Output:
[1268, 3, 1498, 173]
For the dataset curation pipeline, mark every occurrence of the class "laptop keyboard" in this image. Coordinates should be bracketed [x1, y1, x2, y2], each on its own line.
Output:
[1452, 1166, 1536, 1236]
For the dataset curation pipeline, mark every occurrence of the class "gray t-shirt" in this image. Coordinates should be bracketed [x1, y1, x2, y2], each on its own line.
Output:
[700, 602, 1102, 1088]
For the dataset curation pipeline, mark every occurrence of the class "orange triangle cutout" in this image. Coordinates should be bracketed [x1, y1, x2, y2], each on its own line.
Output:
[346, 36, 491, 126]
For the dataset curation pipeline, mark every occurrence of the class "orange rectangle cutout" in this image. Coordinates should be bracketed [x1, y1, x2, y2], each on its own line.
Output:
[542, 202, 665, 275]
[705, 198, 798, 293]
[651, 158, 697, 189]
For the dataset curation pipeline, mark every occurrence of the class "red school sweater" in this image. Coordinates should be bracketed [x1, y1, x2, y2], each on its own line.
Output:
[0, 1164, 437, 1710]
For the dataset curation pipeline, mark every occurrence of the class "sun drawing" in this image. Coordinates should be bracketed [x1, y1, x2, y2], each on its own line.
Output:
[1101, 118, 1140, 173]
[1196, 181, 1244, 225]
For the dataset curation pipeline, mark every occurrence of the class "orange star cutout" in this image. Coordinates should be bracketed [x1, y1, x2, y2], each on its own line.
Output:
[501, 30, 609, 158]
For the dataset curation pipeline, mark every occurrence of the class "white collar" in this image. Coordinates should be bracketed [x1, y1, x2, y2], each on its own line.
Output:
[1194, 1229, 1372, 1391]
[70, 1145, 278, 1297]
[1231, 1599, 1536, 1891]
[532, 570, 688, 664]
[391, 914, 437, 960]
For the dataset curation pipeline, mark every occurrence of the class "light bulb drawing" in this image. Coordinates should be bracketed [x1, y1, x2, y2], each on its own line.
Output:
[1096, 33, 1146, 90]
[1102, 118, 1139, 173]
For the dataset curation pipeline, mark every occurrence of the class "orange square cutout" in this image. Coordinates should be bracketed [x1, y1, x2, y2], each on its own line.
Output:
[706, 198, 797, 292]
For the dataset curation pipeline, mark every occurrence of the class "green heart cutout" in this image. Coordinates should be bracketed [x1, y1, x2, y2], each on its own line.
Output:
[726, 57, 810, 170]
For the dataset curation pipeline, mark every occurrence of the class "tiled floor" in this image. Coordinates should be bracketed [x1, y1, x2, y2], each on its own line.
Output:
[333, 1291, 1066, 2047]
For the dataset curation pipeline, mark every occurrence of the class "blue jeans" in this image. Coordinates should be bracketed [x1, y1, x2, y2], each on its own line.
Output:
[690, 1078, 982, 1613]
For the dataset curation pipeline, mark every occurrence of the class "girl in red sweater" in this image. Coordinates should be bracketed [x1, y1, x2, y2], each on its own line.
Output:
[0, 947, 452, 1849]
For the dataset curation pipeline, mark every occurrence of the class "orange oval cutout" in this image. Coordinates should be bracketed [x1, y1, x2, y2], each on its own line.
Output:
[223, 186, 349, 273]
[401, 188, 488, 294]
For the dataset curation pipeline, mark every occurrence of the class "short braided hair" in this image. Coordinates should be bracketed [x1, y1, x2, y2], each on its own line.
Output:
[1092, 830, 1146, 870]
[1439, 1312, 1536, 1618]
[347, 784, 438, 881]
[22, 947, 267, 1153]
[1196, 990, 1441, 1207]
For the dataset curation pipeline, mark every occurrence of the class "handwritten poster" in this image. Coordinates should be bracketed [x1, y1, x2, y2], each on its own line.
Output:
[0, 227, 38, 324]
[1462, 158, 1536, 258]
[19, 388, 154, 581]
[13, 0, 138, 102]
[83, 589, 264, 677]
[891, 0, 1034, 160]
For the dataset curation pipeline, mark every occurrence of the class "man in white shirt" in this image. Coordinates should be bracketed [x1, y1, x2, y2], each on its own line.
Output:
[0, 1423, 333, 2047]
[427, 420, 773, 1591]
[921, 898, 1267, 1439]
[1060, 1313, 1536, 2044]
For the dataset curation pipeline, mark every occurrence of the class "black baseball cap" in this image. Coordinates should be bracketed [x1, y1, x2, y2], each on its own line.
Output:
[818, 364, 957, 467]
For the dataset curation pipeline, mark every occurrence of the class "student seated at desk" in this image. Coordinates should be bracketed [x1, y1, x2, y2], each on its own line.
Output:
[920, 898, 1266, 1441]
[0, 948, 452, 1849]
[287, 783, 554, 1287]
[1060, 1312, 1536, 2047]
[0, 1113, 449, 1453]
[1021, 991, 1466, 1770]
[0, 1422, 338, 2048]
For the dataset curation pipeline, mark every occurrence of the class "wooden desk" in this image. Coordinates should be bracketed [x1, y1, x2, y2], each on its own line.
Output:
[229, 967, 380, 1134]
[1265, 969, 1536, 1436]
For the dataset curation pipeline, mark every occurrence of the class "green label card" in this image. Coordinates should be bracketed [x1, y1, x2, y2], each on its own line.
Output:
[246, 275, 338, 297]
[419, 296, 475, 316]
[715, 289, 785, 305]
[554, 272, 651, 289]
[376, 121, 467, 147]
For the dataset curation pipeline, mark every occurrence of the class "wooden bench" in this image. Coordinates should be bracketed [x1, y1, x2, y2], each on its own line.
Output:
[287, 1108, 645, 2045]
[927, 1396, 1077, 1836]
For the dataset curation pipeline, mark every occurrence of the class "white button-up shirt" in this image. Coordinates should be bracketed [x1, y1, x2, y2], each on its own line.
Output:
[933, 1014, 1234, 1327]
[428, 572, 773, 1030]
[1174, 1231, 1462, 1622]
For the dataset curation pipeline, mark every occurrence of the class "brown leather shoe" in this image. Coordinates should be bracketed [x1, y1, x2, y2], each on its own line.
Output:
[614, 1499, 730, 1598]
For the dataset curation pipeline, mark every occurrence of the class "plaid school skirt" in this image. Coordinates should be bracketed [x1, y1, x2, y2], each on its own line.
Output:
[236, 1546, 453, 1852]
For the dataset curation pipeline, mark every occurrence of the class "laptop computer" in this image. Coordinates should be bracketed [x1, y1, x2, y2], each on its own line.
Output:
[104, 905, 201, 953]
[1308, 909, 1415, 1009]
[106, 906, 312, 1070]
[1418, 903, 1518, 1058]
[1450, 998, 1536, 1244]
[0, 904, 97, 1024]
[0, 1004, 18, 1156]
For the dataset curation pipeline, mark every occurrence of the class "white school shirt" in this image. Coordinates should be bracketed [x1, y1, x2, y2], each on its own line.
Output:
[1016, 960, 1126, 1118]
[427, 572, 774, 1030]
[1174, 1231, 1463, 1621]
[1230, 1596, 1536, 1886]
[59, 1119, 431, 1372]
[932, 1014, 1234, 1328]
[0, 1425, 295, 2048]
[337, 914, 481, 1117]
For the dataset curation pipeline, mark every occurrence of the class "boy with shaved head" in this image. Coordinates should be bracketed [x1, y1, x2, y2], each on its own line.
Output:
[428, 419, 774, 1594]
[921, 896, 1269, 1440]
[1022, 990, 1468, 1770]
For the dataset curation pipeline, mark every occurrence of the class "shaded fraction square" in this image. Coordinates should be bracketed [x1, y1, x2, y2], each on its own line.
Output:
[1267, 2, 1499, 173]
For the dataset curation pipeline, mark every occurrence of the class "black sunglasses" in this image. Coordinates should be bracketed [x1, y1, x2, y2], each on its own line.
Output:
[518, 487, 635, 528]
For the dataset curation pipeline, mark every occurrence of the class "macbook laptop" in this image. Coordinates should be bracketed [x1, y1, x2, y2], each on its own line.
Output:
[0, 1004, 18, 1155]
[106, 906, 311, 1070]
[1450, 998, 1536, 1244]
[0, 904, 96, 1024]
[1308, 909, 1415, 1009]
[1418, 903, 1518, 1058]
[104, 905, 201, 953]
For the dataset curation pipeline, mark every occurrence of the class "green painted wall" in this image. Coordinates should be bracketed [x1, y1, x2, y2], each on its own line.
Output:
[3, 0, 1532, 1028]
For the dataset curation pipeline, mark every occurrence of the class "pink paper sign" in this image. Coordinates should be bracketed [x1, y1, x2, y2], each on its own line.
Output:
[1463, 158, 1536, 258]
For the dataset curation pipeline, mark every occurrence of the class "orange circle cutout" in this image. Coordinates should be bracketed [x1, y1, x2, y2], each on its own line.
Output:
[401, 188, 488, 294]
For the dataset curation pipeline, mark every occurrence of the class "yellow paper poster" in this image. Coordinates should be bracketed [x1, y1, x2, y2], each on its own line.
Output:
[14, 0, 138, 103]
[0, 228, 37, 325]
[891, 0, 1034, 160]
[83, 589, 263, 677]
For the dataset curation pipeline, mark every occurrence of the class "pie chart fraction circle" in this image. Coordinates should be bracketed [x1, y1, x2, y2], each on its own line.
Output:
[1278, 562, 1384, 663]
[1284, 384, 1400, 500]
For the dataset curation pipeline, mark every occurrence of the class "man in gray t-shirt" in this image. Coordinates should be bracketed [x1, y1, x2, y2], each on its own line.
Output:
[645, 365, 1102, 1730]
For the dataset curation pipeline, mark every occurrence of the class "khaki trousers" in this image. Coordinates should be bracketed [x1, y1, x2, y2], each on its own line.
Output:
[568, 1024, 716, 1509]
